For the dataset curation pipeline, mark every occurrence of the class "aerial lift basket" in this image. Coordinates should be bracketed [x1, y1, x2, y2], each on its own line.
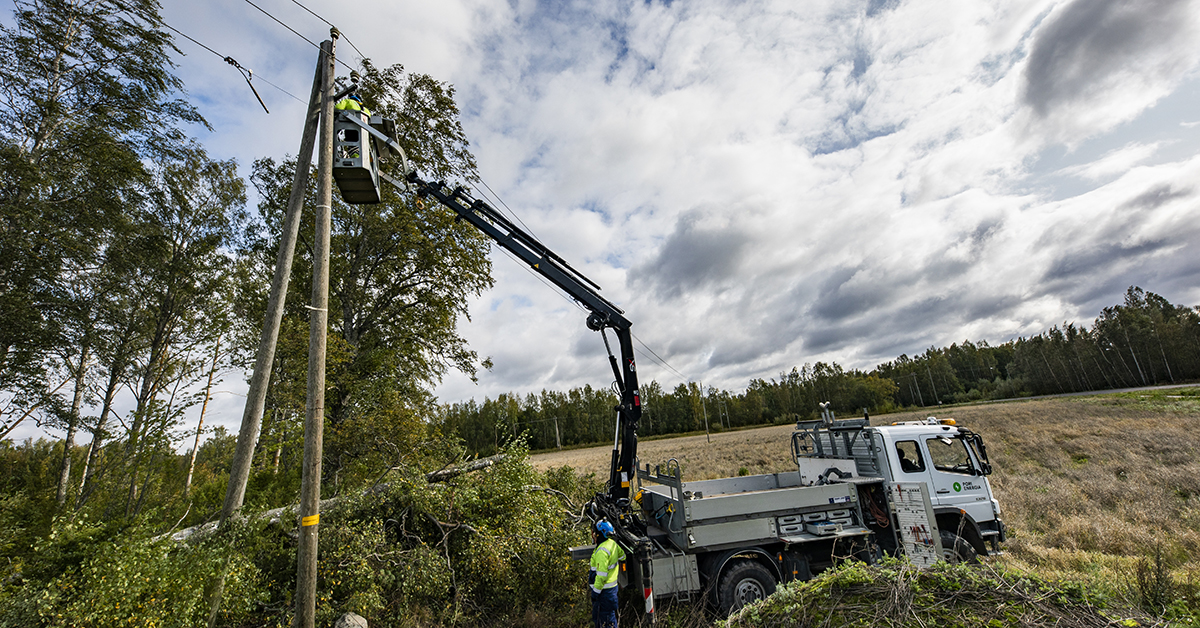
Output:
[333, 112, 381, 204]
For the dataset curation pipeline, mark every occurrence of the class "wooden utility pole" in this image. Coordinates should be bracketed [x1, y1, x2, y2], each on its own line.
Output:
[218, 37, 328, 527]
[295, 33, 337, 628]
[700, 381, 710, 443]
[205, 38, 328, 628]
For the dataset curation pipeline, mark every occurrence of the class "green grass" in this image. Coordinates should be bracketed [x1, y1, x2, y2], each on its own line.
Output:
[1079, 386, 1200, 414]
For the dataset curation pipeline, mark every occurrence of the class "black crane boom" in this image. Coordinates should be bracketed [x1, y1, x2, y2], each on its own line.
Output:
[405, 172, 645, 507]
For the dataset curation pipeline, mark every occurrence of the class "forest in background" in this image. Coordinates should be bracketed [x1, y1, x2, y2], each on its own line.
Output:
[438, 286, 1200, 455]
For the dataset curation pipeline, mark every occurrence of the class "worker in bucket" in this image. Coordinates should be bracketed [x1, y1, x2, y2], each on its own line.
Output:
[334, 94, 371, 159]
[588, 520, 625, 628]
[335, 93, 371, 121]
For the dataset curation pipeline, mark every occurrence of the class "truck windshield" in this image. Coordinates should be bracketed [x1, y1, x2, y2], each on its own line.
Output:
[924, 436, 976, 475]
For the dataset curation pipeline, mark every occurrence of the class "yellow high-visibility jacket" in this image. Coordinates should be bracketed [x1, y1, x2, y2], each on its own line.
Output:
[589, 538, 625, 593]
[335, 98, 372, 117]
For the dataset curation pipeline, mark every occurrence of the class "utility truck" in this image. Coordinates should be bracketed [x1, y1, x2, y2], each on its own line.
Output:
[586, 404, 1007, 615]
[337, 108, 1005, 619]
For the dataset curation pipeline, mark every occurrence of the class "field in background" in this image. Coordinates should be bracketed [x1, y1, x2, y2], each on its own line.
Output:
[532, 388, 1200, 604]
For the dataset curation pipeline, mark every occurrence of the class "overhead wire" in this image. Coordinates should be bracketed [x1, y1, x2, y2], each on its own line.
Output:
[183, 1, 693, 390]
[495, 247, 588, 313]
[464, 174, 692, 387]
[162, 21, 222, 58]
[241, 0, 358, 74]
[247, 73, 306, 105]
[632, 332, 690, 383]
[161, 21, 303, 108]
[475, 176, 543, 244]
[288, 0, 367, 61]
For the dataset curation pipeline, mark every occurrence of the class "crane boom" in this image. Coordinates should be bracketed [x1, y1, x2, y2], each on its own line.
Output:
[346, 106, 658, 616]
[405, 172, 644, 506]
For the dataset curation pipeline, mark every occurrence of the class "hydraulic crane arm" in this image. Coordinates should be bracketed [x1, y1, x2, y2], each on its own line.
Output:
[404, 172, 644, 505]
[361, 114, 657, 618]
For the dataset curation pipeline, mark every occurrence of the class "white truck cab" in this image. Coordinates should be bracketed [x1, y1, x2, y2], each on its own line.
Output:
[793, 414, 1006, 560]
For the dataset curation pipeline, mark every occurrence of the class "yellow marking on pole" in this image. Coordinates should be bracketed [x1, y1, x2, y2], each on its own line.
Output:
[302, 514, 320, 527]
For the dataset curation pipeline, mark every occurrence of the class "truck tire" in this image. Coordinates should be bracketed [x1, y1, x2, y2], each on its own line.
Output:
[717, 559, 776, 616]
[939, 530, 978, 564]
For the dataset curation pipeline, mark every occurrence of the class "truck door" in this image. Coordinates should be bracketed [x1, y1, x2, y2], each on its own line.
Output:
[919, 433, 992, 524]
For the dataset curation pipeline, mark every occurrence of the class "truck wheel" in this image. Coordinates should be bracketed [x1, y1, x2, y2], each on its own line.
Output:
[717, 559, 776, 616]
[939, 530, 978, 564]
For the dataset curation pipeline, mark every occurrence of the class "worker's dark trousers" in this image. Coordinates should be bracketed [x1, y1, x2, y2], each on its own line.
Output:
[591, 587, 618, 628]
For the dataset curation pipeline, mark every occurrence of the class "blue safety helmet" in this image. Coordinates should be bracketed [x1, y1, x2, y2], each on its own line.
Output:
[349, 94, 363, 103]
[595, 520, 615, 538]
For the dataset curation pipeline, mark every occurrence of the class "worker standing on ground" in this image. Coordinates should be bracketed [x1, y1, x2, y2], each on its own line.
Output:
[588, 520, 625, 628]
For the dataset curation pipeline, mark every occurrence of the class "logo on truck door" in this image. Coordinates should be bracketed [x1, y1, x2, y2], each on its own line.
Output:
[953, 481, 982, 492]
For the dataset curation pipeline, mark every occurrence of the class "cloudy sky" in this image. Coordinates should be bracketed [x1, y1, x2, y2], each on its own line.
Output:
[13, 0, 1200, 442]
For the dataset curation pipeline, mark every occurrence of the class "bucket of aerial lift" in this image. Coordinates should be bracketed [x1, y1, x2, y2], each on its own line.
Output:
[333, 112, 381, 204]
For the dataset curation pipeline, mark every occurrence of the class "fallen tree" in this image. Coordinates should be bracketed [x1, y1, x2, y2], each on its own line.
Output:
[168, 454, 507, 543]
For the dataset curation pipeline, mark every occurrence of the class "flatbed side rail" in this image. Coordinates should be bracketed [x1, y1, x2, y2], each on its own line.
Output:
[639, 460, 684, 533]
[793, 418, 885, 477]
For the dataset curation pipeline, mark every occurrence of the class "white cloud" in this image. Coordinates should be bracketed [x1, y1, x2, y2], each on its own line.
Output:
[12, 0, 1200, 444]
[1057, 142, 1163, 180]
[1019, 0, 1200, 144]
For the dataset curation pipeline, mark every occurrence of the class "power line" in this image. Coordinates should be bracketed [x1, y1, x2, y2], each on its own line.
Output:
[162, 21, 222, 58]
[465, 176, 696, 386]
[486, 232, 691, 386]
[243, 0, 319, 49]
[495, 246, 588, 313]
[475, 176, 543, 245]
[632, 331, 690, 383]
[242, 0, 357, 74]
[288, 0, 367, 61]
[161, 21, 304, 108]
[252, 74, 306, 105]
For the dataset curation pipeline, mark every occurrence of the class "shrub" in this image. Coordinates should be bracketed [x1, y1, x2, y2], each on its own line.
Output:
[722, 559, 1128, 628]
[0, 514, 266, 628]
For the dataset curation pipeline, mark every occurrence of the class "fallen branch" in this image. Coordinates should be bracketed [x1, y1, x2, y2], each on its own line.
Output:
[425, 454, 505, 483]
[166, 454, 508, 543]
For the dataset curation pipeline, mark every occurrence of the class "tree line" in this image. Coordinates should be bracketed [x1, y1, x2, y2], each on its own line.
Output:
[1, 1, 562, 624]
[439, 286, 1200, 454]
[0, 0, 492, 535]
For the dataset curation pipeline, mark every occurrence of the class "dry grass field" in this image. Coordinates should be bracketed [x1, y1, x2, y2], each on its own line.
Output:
[531, 388, 1200, 602]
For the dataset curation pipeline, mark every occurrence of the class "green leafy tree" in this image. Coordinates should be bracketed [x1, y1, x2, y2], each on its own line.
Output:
[246, 62, 493, 490]
[0, 0, 202, 440]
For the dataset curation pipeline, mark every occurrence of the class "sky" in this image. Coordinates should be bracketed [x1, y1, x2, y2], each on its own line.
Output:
[10, 0, 1200, 443]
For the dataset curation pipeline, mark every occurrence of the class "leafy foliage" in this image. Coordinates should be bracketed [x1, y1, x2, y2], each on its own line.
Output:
[0, 0, 203, 441]
[240, 61, 494, 488]
[723, 559, 1131, 628]
[0, 514, 264, 628]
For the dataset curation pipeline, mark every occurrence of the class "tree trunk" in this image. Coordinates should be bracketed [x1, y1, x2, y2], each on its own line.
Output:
[56, 341, 90, 506]
[126, 328, 172, 516]
[77, 359, 123, 510]
[185, 336, 221, 498]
